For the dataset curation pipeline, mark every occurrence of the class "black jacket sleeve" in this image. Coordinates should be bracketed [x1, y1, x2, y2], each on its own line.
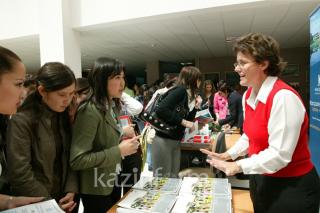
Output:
[156, 86, 188, 126]
[218, 91, 242, 127]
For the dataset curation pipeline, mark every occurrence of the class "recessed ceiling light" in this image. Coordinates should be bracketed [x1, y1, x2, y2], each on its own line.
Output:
[225, 36, 238, 42]
[180, 62, 193, 66]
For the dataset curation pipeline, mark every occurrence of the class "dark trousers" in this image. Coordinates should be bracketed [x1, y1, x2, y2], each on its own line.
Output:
[249, 168, 320, 213]
[81, 187, 120, 213]
[111, 152, 143, 202]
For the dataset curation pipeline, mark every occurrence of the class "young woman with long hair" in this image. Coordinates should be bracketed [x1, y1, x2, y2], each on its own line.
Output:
[152, 66, 202, 178]
[70, 57, 140, 213]
[6, 62, 78, 212]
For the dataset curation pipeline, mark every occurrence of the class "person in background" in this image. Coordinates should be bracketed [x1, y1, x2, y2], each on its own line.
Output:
[23, 77, 36, 96]
[124, 86, 134, 97]
[70, 57, 140, 213]
[201, 33, 320, 213]
[69, 77, 91, 123]
[117, 86, 144, 197]
[7, 62, 78, 212]
[124, 77, 135, 97]
[18, 77, 37, 106]
[216, 84, 243, 132]
[213, 80, 229, 120]
[74, 77, 90, 105]
[135, 84, 149, 107]
[200, 79, 216, 120]
[67, 77, 91, 212]
[18, 87, 28, 106]
[144, 76, 177, 171]
[152, 66, 202, 178]
[132, 82, 140, 98]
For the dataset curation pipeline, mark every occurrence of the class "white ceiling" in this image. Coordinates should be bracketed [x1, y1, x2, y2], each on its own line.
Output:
[0, 0, 319, 75]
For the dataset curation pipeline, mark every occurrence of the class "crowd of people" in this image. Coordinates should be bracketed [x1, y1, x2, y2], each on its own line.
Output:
[0, 32, 319, 213]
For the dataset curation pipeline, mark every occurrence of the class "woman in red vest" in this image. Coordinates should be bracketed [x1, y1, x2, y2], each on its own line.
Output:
[201, 33, 320, 213]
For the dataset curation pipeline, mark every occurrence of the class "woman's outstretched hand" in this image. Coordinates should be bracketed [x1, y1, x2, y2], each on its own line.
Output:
[200, 149, 242, 176]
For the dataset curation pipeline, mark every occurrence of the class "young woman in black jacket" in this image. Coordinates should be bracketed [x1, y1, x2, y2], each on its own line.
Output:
[152, 66, 202, 178]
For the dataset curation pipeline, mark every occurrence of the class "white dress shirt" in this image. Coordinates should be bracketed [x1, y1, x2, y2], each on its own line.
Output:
[121, 92, 143, 116]
[227, 76, 306, 174]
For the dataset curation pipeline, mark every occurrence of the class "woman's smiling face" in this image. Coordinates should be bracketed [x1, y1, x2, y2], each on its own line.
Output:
[234, 52, 259, 88]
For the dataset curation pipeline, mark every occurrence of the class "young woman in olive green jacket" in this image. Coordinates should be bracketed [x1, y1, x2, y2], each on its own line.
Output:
[70, 57, 140, 213]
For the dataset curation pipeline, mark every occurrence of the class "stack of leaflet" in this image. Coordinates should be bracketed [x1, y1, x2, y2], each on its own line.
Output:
[117, 177, 182, 213]
[195, 108, 214, 124]
[171, 177, 232, 213]
[182, 109, 213, 144]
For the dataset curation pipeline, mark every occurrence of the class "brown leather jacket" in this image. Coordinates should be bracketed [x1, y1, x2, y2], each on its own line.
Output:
[6, 103, 78, 198]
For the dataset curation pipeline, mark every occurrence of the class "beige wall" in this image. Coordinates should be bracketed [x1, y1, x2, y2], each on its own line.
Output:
[199, 47, 309, 105]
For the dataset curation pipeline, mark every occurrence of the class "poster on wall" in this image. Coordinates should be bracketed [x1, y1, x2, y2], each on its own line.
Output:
[309, 5, 320, 173]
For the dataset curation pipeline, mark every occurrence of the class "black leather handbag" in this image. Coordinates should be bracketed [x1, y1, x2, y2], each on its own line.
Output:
[140, 87, 188, 137]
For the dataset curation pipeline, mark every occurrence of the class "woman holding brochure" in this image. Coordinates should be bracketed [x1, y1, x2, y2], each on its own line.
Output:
[201, 33, 320, 213]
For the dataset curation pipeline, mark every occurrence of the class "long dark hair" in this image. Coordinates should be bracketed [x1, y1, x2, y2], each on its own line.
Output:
[19, 62, 76, 139]
[0, 46, 21, 79]
[177, 66, 202, 100]
[87, 57, 125, 112]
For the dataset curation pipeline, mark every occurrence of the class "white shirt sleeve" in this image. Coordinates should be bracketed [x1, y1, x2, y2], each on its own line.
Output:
[237, 90, 305, 174]
[226, 91, 248, 160]
[121, 92, 143, 116]
[227, 133, 249, 160]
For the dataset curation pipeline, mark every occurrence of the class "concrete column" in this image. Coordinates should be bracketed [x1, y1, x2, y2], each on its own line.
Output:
[38, 0, 82, 77]
[146, 61, 159, 85]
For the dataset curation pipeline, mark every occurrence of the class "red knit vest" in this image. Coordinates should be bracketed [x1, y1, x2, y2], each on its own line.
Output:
[243, 79, 313, 177]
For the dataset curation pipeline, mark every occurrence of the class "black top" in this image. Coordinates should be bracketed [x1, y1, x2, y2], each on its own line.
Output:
[200, 93, 216, 120]
[155, 86, 197, 140]
[218, 90, 243, 130]
[0, 114, 9, 193]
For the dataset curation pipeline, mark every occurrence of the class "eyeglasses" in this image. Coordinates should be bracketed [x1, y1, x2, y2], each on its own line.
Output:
[233, 61, 255, 68]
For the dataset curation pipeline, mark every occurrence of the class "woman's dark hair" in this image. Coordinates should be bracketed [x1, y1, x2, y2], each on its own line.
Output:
[37, 62, 76, 92]
[21, 62, 76, 111]
[177, 66, 202, 100]
[233, 33, 287, 76]
[87, 57, 125, 112]
[164, 76, 177, 88]
[19, 62, 76, 141]
[76, 77, 90, 94]
[0, 46, 22, 79]
[217, 80, 228, 93]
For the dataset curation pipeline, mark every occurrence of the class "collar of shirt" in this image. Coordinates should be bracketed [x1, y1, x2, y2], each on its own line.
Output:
[246, 76, 278, 109]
